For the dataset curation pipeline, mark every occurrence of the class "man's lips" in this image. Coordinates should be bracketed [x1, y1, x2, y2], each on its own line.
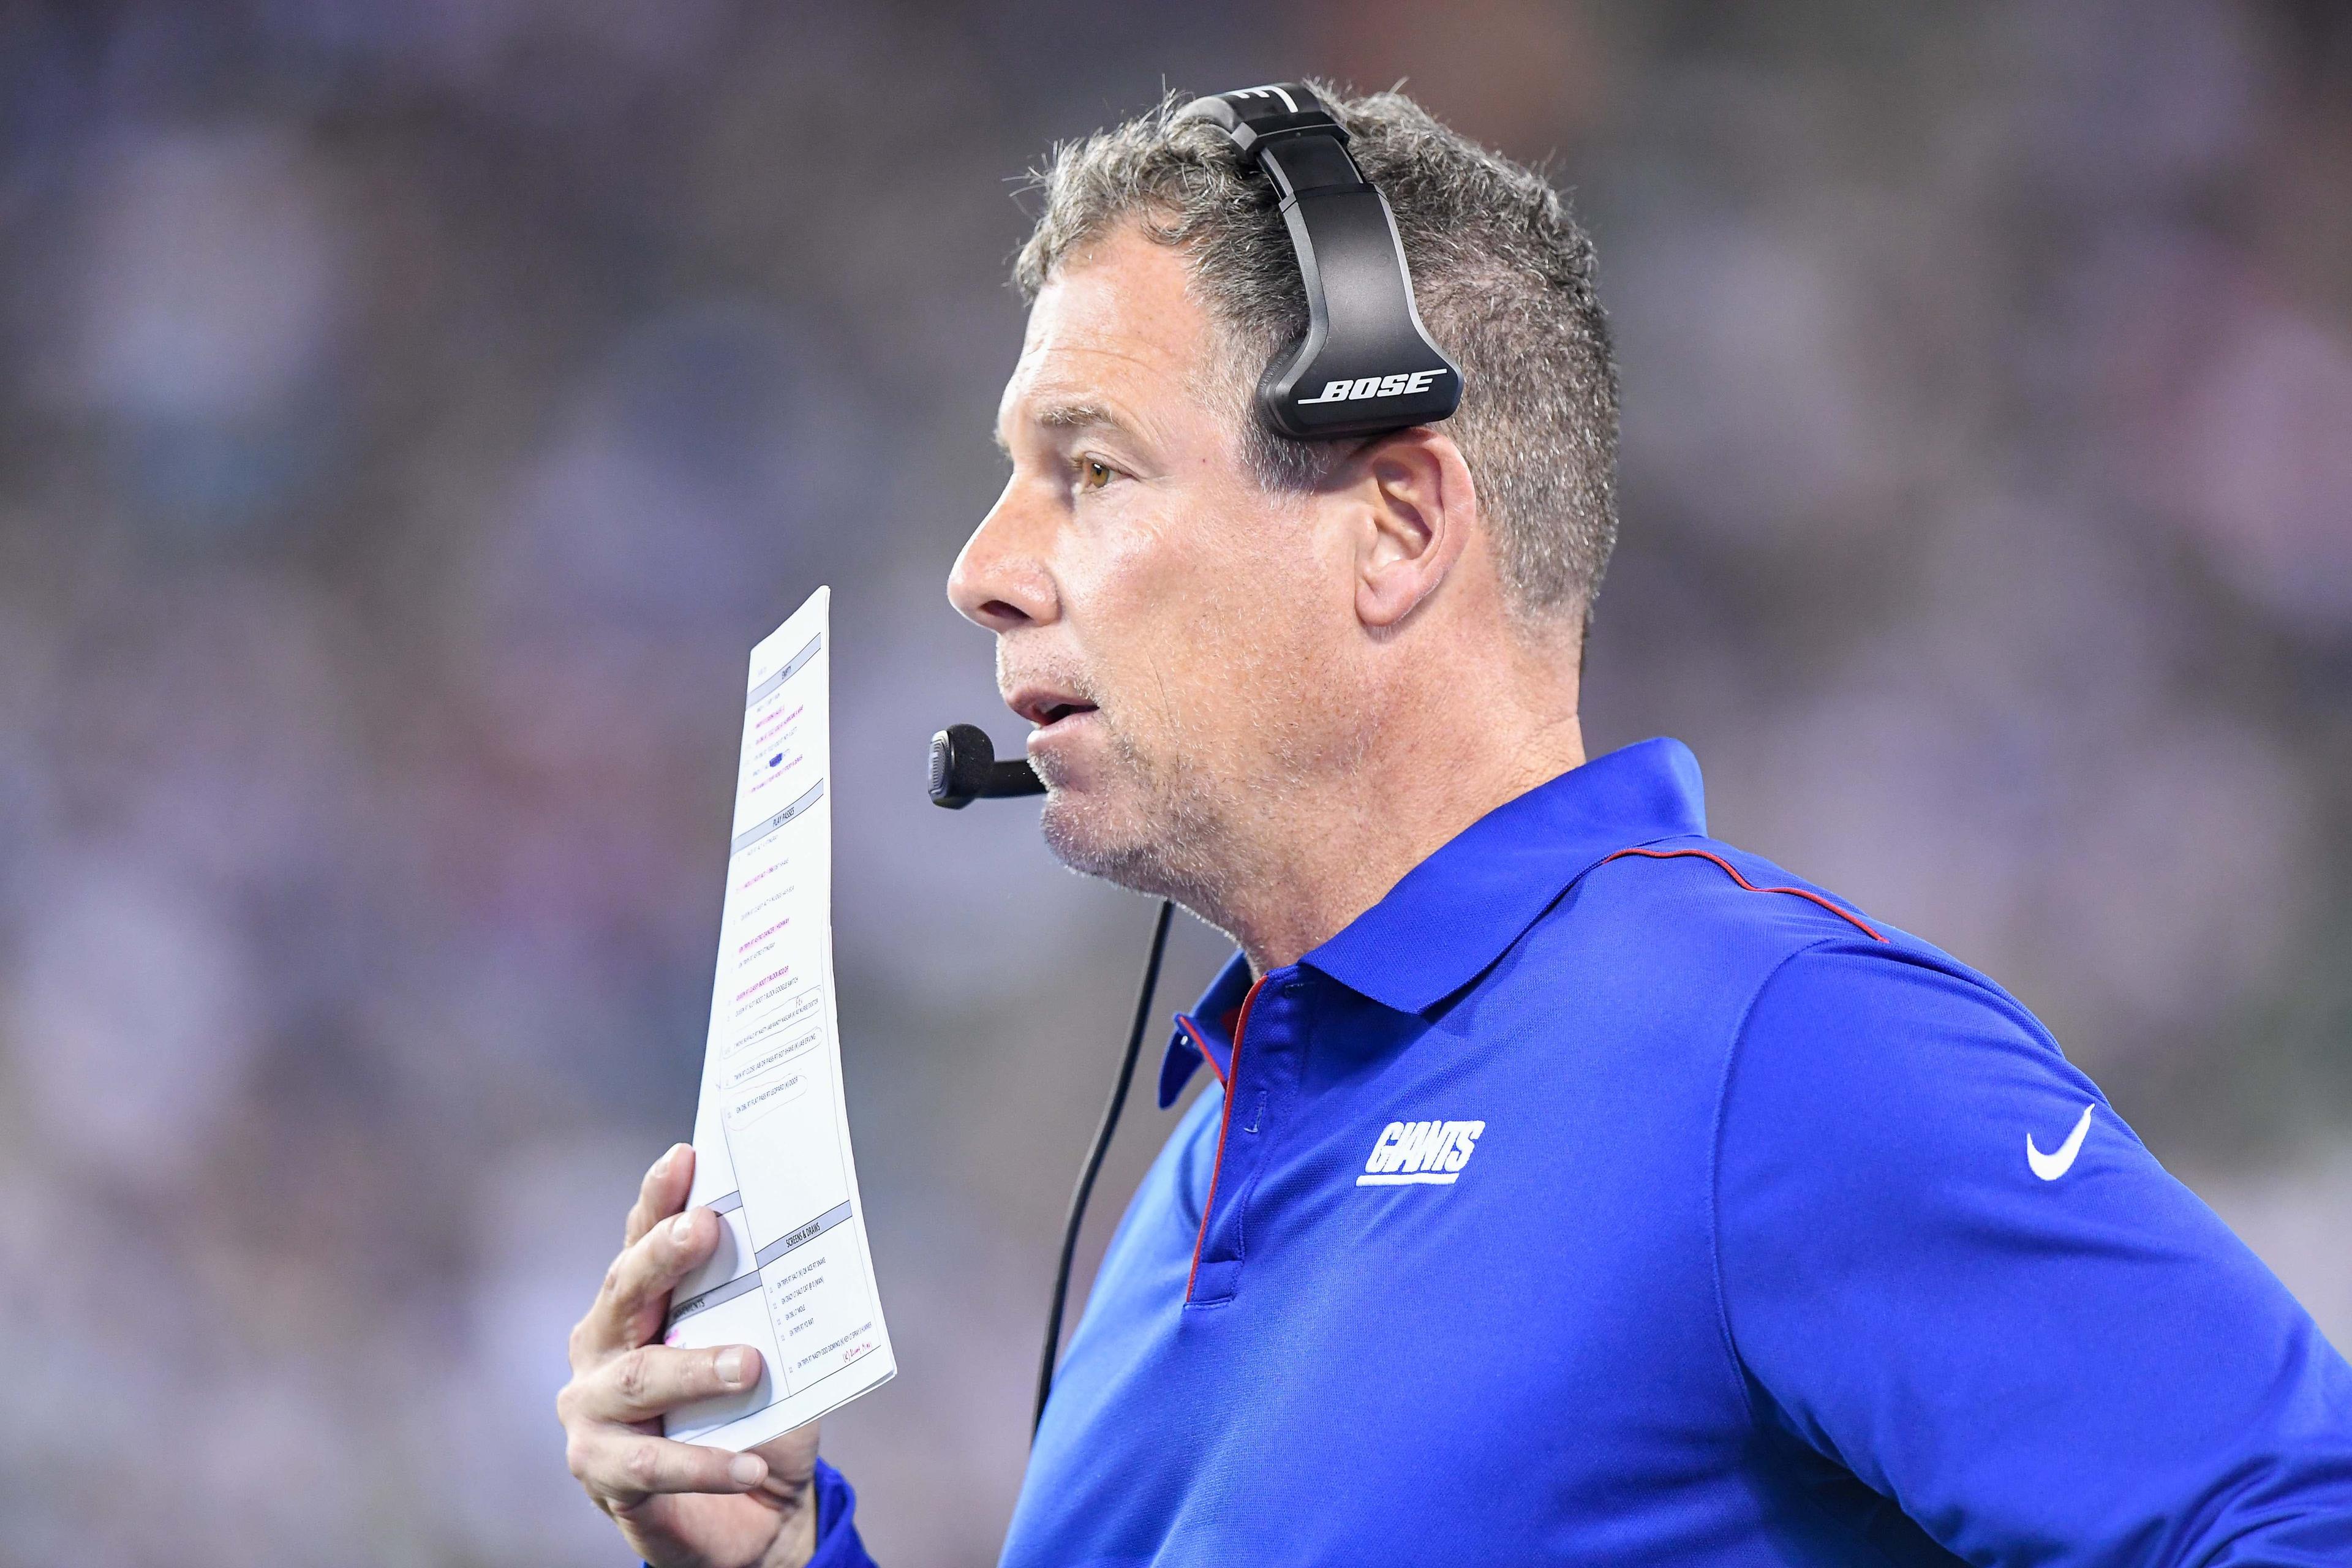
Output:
[1006, 686, 1099, 733]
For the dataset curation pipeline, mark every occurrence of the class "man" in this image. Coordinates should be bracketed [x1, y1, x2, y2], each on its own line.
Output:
[558, 86, 2352, 1566]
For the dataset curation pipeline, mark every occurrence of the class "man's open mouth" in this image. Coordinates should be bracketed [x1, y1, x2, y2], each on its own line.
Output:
[1009, 687, 1101, 731]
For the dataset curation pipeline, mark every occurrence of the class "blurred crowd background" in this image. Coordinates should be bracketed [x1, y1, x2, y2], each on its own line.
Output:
[1, 1, 2347, 1562]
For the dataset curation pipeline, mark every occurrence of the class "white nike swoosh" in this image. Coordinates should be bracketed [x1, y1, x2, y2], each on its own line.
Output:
[2027, 1104, 2095, 1181]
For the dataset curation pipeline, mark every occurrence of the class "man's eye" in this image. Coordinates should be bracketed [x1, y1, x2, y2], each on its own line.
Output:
[1077, 457, 1115, 491]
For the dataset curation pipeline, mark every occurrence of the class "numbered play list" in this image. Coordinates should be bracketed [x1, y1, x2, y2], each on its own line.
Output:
[663, 587, 894, 1449]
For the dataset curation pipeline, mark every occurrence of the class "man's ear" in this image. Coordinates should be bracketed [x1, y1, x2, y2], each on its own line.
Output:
[1349, 428, 1479, 631]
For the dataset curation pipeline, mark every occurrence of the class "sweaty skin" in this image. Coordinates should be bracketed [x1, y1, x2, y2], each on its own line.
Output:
[557, 221, 1590, 1568]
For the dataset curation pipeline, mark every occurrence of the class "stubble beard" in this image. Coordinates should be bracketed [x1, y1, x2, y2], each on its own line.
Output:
[1022, 624, 1348, 944]
[1034, 712, 1239, 921]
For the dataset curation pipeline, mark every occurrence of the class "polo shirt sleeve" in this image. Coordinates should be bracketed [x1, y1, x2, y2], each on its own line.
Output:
[802, 1459, 878, 1568]
[643, 1458, 875, 1568]
[1714, 938, 2352, 1566]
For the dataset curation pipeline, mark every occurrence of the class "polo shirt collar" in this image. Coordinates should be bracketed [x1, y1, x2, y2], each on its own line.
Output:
[1158, 949, 1255, 1109]
[1158, 738, 1706, 1107]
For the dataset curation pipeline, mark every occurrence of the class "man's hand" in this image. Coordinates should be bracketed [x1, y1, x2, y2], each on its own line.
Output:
[559, 1144, 824, 1568]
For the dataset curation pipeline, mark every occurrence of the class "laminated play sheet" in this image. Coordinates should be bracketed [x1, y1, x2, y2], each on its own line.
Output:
[663, 587, 894, 1448]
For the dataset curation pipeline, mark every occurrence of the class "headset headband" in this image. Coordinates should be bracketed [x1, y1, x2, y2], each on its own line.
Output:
[1174, 83, 1463, 441]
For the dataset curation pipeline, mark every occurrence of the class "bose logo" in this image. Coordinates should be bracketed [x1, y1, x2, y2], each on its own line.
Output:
[1297, 369, 1451, 406]
[1229, 85, 1301, 114]
[1357, 1118, 1485, 1186]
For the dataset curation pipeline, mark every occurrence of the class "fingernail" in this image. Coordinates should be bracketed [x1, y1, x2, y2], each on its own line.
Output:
[716, 1347, 752, 1387]
[653, 1145, 676, 1176]
[668, 1213, 696, 1250]
[729, 1454, 765, 1487]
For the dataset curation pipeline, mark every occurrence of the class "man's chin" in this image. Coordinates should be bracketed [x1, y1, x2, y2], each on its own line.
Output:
[1037, 782, 1188, 900]
[1036, 784, 1138, 878]
[1029, 732, 1224, 903]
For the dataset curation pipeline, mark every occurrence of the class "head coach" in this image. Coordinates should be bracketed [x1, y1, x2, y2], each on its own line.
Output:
[557, 83, 2352, 1567]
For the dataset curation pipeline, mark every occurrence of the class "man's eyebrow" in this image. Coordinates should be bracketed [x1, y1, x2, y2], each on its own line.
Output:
[1034, 400, 1136, 438]
[993, 400, 1145, 459]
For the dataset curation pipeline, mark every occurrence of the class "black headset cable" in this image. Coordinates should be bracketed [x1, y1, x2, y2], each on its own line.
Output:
[1033, 896, 1175, 1438]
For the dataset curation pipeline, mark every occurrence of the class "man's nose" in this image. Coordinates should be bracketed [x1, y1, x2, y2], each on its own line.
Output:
[948, 477, 1058, 633]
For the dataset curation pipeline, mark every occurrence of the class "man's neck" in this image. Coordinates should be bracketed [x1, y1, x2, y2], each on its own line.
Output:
[1216, 701, 1588, 976]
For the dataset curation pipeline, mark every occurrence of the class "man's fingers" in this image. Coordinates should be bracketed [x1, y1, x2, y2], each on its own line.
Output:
[572, 1207, 720, 1365]
[624, 1143, 695, 1248]
[566, 1425, 767, 1504]
[569, 1343, 764, 1425]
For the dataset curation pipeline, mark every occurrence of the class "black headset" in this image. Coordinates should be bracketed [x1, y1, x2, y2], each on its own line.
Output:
[926, 82, 1460, 1436]
[1176, 83, 1461, 439]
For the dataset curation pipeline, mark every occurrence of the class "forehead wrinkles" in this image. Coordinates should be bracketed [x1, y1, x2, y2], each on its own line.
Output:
[1005, 230, 1225, 426]
[998, 353, 1177, 458]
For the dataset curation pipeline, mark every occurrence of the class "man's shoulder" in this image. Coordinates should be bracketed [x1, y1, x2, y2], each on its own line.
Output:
[1580, 836, 2087, 1117]
[1523, 831, 2047, 1048]
[1558, 831, 1902, 973]
[1550, 833, 2110, 1181]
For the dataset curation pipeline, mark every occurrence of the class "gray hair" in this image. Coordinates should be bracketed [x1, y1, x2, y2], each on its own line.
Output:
[1015, 85, 1619, 635]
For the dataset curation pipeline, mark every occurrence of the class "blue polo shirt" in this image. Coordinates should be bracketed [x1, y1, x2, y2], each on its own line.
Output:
[802, 738, 2352, 1566]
